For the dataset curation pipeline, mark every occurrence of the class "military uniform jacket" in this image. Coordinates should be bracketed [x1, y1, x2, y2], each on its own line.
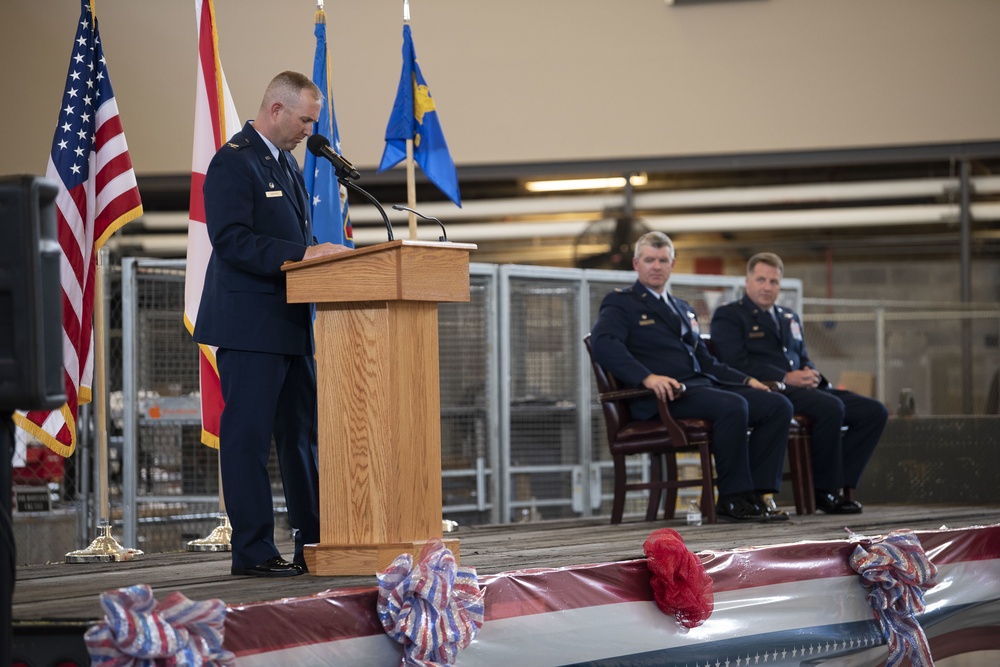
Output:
[710, 294, 829, 387]
[194, 121, 315, 356]
[590, 281, 750, 389]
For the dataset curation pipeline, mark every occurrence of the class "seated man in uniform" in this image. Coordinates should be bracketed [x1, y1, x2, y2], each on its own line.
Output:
[590, 232, 793, 523]
[710, 252, 888, 514]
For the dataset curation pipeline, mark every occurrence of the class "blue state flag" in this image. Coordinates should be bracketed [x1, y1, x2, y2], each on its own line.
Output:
[378, 24, 461, 207]
[304, 9, 353, 247]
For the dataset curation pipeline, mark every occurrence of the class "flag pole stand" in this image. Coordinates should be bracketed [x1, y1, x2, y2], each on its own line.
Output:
[187, 515, 232, 552]
[66, 523, 143, 563]
[66, 248, 143, 564]
[188, 466, 231, 552]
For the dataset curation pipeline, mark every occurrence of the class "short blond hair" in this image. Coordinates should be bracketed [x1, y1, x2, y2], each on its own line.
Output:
[261, 71, 321, 110]
[634, 231, 674, 260]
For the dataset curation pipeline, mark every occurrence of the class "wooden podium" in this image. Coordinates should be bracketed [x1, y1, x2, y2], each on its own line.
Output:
[282, 239, 476, 576]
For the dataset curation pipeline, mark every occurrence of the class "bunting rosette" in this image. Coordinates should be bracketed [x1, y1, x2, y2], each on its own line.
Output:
[643, 528, 715, 628]
[849, 530, 938, 667]
[377, 539, 485, 667]
[84, 584, 234, 666]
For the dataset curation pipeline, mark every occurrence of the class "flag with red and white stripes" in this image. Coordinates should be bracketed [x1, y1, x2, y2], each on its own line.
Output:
[184, 0, 240, 448]
[13, 0, 143, 457]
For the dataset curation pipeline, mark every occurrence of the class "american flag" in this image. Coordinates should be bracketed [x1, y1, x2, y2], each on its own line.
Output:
[13, 0, 143, 457]
[184, 0, 239, 448]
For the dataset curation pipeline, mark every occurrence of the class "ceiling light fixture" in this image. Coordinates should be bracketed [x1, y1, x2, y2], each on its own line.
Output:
[525, 173, 647, 193]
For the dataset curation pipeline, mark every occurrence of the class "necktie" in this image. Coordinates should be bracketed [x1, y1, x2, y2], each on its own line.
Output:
[665, 294, 687, 335]
[666, 294, 701, 373]
[278, 151, 296, 187]
[278, 152, 308, 235]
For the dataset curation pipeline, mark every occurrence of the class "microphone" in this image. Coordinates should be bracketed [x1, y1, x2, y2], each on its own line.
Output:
[306, 134, 360, 180]
[392, 204, 449, 242]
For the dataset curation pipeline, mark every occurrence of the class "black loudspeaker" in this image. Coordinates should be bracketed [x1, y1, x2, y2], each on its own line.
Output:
[0, 175, 65, 412]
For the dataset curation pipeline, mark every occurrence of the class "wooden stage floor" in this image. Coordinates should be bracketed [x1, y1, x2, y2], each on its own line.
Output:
[13, 503, 1000, 625]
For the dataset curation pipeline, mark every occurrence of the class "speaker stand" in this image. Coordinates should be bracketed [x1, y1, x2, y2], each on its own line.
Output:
[2, 411, 16, 667]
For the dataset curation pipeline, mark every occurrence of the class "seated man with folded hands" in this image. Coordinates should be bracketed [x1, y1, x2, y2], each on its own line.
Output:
[710, 252, 888, 514]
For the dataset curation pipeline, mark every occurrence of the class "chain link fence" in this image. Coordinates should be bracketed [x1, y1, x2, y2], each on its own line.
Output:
[800, 299, 1000, 416]
[11, 261, 999, 563]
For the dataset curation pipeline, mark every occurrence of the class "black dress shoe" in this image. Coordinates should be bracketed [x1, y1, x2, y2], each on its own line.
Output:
[838, 498, 863, 513]
[815, 490, 863, 515]
[715, 494, 766, 523]
[752, 493, 790, 522]
[231, 556, 305, 577]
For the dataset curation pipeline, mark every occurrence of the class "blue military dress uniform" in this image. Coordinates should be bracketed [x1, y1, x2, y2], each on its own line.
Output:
[194, 121, 321, 572]
[710, 294, 888, 492]
[590, 281, 792, 497]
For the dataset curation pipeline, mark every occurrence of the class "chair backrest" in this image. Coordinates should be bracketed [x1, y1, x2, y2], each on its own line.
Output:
[584, 334, 697, 450]
[583, 335, 626, 438]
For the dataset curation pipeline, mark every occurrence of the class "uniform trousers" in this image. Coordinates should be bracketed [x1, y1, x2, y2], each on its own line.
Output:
[217, 348, 321, 570]
[666, 383, 793, 497]
[782, 387, 887, 491]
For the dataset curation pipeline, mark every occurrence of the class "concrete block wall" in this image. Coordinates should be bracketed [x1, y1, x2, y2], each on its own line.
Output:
[785, 257, 1000, 303]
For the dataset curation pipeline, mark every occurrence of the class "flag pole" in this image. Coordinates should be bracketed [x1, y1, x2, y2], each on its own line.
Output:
[66, 248, 143, 562]
[404, 0, 417, 239]
[184, 0, 236, 552]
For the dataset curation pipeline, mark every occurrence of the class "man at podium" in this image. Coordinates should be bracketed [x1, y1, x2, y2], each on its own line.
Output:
[194, 71, 347, 577]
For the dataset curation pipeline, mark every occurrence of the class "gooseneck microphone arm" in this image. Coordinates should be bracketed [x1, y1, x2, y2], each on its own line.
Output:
[340, 177, 394, 242]
[391, 204, 449, 242]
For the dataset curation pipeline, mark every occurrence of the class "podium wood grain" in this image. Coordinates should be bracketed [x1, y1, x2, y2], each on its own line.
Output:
[283, 241, 474, 575]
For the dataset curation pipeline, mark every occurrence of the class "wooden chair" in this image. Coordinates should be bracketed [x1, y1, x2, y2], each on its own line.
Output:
[786, 415, 816, 514]
[584, 335, 718, 524]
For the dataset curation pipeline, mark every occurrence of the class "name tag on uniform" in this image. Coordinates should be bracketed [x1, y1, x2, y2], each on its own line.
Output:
[639, 319, 655, 326]
[749, 331, 765, 338]
[266, 190, 284, 198]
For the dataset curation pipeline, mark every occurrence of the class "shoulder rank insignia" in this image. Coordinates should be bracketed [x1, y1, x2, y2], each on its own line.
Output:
[225, 136, 249, 150]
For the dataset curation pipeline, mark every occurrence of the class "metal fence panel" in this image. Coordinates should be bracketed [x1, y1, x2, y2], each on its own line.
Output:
[439, 266, 499, 524]
[121, 259, 242, 554]
[501, 267, 586, 521]
[801, 300, 1000, 416]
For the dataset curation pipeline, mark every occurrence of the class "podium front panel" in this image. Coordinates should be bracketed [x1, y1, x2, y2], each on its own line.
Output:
[313, 300, 443, 547]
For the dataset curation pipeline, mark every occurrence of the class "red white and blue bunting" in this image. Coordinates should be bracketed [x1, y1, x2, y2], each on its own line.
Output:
[849, 530, 938, 667]
[85, 584, 234, 666]
[377, 539, 485, 666]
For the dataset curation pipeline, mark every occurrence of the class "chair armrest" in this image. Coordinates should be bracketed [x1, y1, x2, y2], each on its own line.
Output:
[596, 383, 691, 446]
[598, 383, 686, 404]
[654, 385, 691, 447]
